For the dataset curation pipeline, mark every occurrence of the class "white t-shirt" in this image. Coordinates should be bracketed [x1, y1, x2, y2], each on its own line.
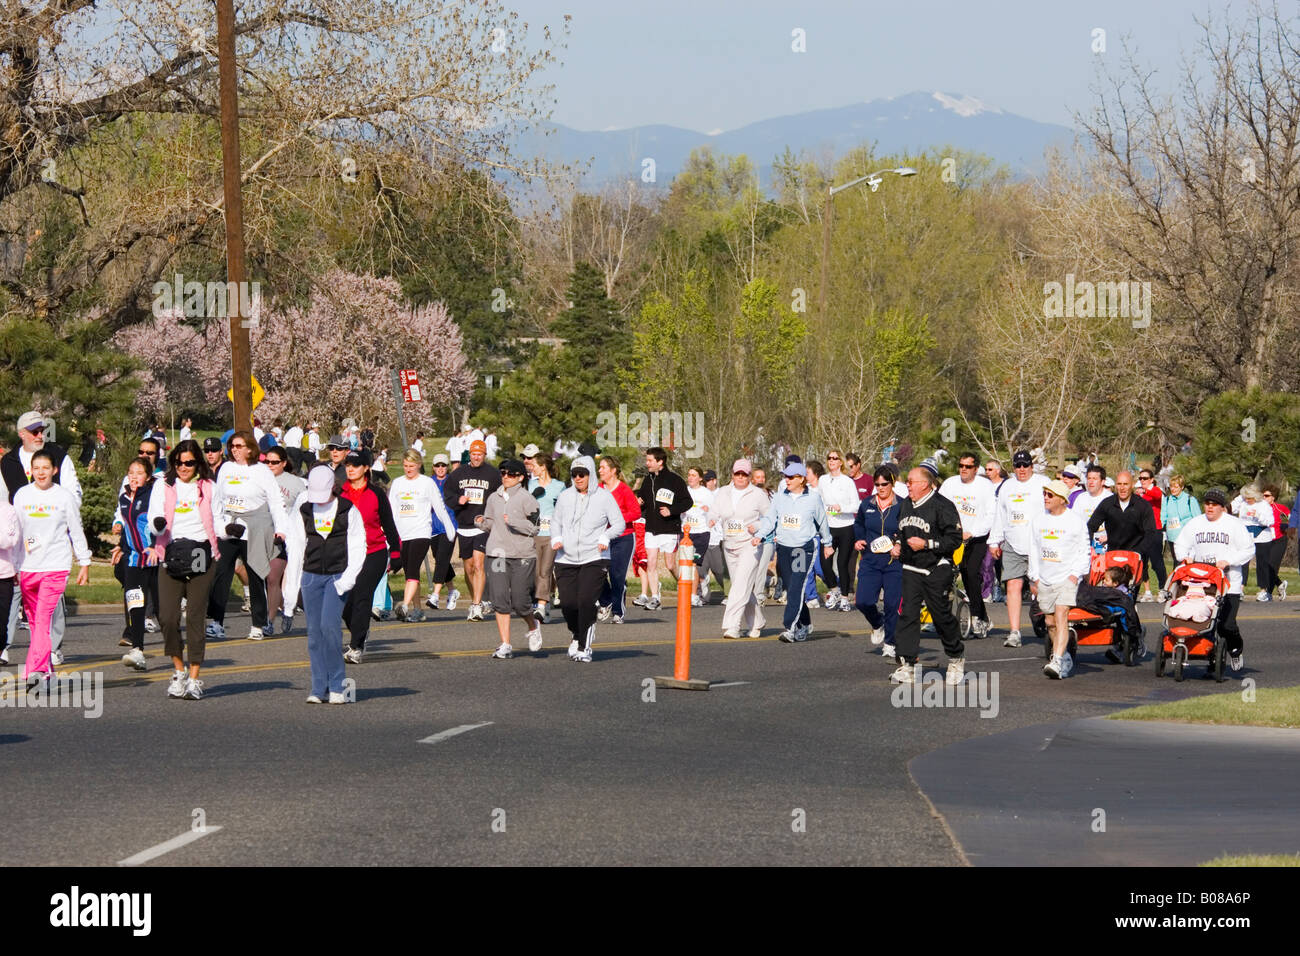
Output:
[307, 430, 321, 453]
[146, 478, 207, 542]
[819, 473, 859, 528]
[681, 485, 713, 536]
[1027, 508, 1092, 587]
[939, 474, 996, 538]
[13, 483, 91, 572]
[485, 433, 499, 460]
[179, 425, 193, 442]
[990, 473, 1050, 554]
[213, 462, 289, 535]
[446, 435, 464, 462]
[16, 446, 82, 503]
[412, 438, 425, 456]
[1234, 500, 1275, 542]
[388, 474, 453, 541]
[283, 426, 303, 449]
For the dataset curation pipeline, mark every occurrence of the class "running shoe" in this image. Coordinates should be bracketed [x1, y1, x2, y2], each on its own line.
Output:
[826, 587, 841, 607]
[870, 626, 885, 646]
[723, 629, 740, 639]
[406, 608, 425, 623]
[182, 677, 204, 700]
[205, 620, 225, 640]
[971, 618, 990, 638]
[118, 633, 132, 647]
[889, 662, 918, 684]
[778, 628, 799, 643]
[1139, 590, 1155, 603]
[645, 597, 662, 611]
[567, 639, 579, 661]
[574, 646, 593, 663]
[552, 593, 561, 607]
[839, 596, 853, 612]
[281, 614, 294, 635]
[144, 616, 160, 634]
[467, 603, 483, 622]
[446, 589, 460, 611]
[51, 650, 63, 667]
[491, 643, 513, 660]
[248, 627, 264, 641]
[945, 657, 966, 686]
[691, 594, 704, 607]
[527, 627, 543, 653]
[482, 600, 494, 615]
[596, 604, 613, 623]
[1256, 591, 1271, 603]
[806, 598, 820, 609]
[613, 615, 624, 625]
[633, 594, 651, 608]
[794, 625, 809, 642]
[328, 692, 348, 704]
[1229, 651, 1244, 672]
[241, 595, 251, 612]
[122, 647, 147, 671]
[881, 643, 897, 660]
[425, 595, 440, 610]
[167, 670, 186, 698]
[264, 619, 275, 636]
[1003, 630, 1022, 648]
[306, 695, 324, 704]
[1043, 655, 1063, 679]
[343, 647, 363, 664]
[1157, 589, 1170, 603]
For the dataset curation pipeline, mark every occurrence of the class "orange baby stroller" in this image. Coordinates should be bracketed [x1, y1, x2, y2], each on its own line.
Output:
[1030, 549, 1145, 666]
[1155, 562, 1227, 682]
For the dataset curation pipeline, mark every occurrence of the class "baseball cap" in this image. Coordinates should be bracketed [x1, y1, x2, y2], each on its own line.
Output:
[344, 449, 372, 467]
[732, 458, 752, 475]
[782, 461, 806, 478]
[1104, 477, 1116, 488]
[202, 437, 223, 452]
[16, 411, 44, 432]
[306, 465, 336, 504]
[784, 454, 803, 466]
[702, 469, 717, 482]
[521, 443, 540, 458]
[431, 453, 450, 466]
[469, 439, 487, 455]
[1203, 487, 1228, 506]
[1043, 479, 1071, 500]
[499, 458, 527, 477]
[326, 434, 347, 449]
[570, 454, 596, 477]
[1012, 450, 1033, 467]
[1062, 464, 1081, 480]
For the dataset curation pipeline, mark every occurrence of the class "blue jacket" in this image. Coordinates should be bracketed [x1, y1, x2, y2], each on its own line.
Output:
[755, 486, 829, 548]
[853, 495, 903, 572]
[116, 480, 156, 567]
[431, 474, 450, 537]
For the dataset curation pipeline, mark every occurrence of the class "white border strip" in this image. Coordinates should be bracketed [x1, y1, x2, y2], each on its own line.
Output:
[418, 721, 494, 744]
[118, 826, 223, 866]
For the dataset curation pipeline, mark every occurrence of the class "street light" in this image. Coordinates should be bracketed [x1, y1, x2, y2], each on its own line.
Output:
[819, 166, 917, 318]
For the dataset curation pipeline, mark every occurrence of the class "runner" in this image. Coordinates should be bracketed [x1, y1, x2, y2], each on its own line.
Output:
[324, 435, 349, 490]
[423, 453, 459, 612]
[1029, 479, 1093, 679]
[711, 458, 771, 638]
[388, 449, 454, 622]
[1136, 467, 1169, 602]
[1085, 472, 1159, 577]
[845, 453, 875, 503]
[988, 449, 1049, 647]
[939, 451, 997, 637]
[1162, 474, 1200, 570]
[698, 468, 730, 603]
[1174, 488, 1255, 673]
[149, 440, 221, 699]
[443, 439, 501, 621]
[634, 447, 691, 611]
[1263, 487, 1289, 601]
[338, 448, 401, 662]
[1234, 485, 1277, 601]
[853, 465, 904, 658]
[14, 449, 91, 682]
[264, 447, 306, 633]
[525, 448, 561, 622]
[112, 457, 158, 670]
[682, 466, 714, 607]
[890, 465, 965, 684]
[0, 492, 18, 666]
[820, 449, 862, 613]
[206, 429, 289, 641]
[550, 455, 625, 662]
[282, 465, 366, 704]
[596, 455, 639, 624]
[751, 461, 831, 643]
[479, 458, 542, 659]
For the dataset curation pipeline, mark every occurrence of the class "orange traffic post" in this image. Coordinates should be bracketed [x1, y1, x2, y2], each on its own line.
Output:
[654, 531, 710, 691]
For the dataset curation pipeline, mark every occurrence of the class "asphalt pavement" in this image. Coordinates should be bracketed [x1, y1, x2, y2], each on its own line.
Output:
[2, 591, 1297, 865]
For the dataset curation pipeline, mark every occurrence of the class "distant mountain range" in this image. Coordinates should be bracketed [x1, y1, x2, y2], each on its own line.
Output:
[512, 91, 1076, 191]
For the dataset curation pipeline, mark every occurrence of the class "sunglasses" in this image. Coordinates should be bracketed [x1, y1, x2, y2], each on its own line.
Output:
[433, 463, 448, 467]
[267, 458, 285, 465]
[138, 448, 155, 455]
[177, 458, 197, 467]
[959, 464, 976, 469]
[230, 443, 247, 449]
[827, 455, 840, 461]
[733, 471, 749, 477]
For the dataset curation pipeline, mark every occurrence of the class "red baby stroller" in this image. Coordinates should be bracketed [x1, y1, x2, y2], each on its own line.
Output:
[1155, 563, 1227, 682]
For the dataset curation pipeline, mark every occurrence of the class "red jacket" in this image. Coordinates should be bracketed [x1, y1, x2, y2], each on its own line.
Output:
[1141, 485, 1163, 530]
[340, 479, 401, 558]
[607, 481, 640, 537]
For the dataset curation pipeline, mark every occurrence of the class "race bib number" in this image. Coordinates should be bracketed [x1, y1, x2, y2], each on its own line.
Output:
[313, 515, 334, 535]
[870, 535, 893, 554]
[655, 488, 674, 505]
[125, 588, 145, 610]
[958, 499, 976, 517]
[1009, 508, 1026, 527]
[539, 517, 551, 536]
[1168, 516, 1180, 531]
[465, 487, 485, 506]
[1041, 546, 1061, 563]
[826, 504, 841, 516]
[225, 494, 248, 514]
[398, 495, 417, 515]
[780, 514, 801, 532]
[683, 514, 703, 532]
[724, 519, 745, 537]
[24, 536, 36, 553]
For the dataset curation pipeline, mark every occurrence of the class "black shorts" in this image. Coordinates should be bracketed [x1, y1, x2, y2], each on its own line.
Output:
[457, 533, 487, 560]
[401, 538, 431, 580]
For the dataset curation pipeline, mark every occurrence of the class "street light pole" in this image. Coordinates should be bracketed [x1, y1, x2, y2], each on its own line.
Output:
[217, 0, 253, 431]
[817, 166, 918, 321]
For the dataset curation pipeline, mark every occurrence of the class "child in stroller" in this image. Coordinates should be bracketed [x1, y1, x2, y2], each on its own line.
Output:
[1073, 566, 1145, 663]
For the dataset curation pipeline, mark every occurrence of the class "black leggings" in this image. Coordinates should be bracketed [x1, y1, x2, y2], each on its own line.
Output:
[824, 525, 856, 594]
[961, 535, 989, 622]
[0, 576, 13, 647]
[207, 537, 268, 628]
[1255, 539, 1285, 593]
[343, 550, 389, 650]
[428, 535, 456, 589]
[556, 561, 608, 650]
[118, 564, 151, 650]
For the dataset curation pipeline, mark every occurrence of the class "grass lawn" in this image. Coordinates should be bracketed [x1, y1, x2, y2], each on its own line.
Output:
[1108, 686, 1300, 729]
[1201, 854, 1300, 866]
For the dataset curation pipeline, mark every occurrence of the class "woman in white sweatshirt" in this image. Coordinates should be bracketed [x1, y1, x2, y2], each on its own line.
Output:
[820, 450, 862, 612]
[14, 449, 90, 680]
[388, 449, 454, 622]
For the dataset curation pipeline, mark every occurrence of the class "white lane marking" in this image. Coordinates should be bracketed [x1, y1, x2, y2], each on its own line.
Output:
[709, 681, 752, 688]
[974, 656, 1041, 663]
[418, 721, 494, 745]
[118, 826, 223, 866]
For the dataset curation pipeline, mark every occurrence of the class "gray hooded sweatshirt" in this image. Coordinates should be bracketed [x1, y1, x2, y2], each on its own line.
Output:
[479, 481, 540, 560]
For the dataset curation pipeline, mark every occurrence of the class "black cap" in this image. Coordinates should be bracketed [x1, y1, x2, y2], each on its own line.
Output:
[499, 458, 527, 477]
[784, 454, 803, 466]
[345, 449, 372, 467]
[1012, 450, 1033, 467]
[702, 469, 717, 482]
[202, 437, 223, 452]
[1203, 487, 1228, 506]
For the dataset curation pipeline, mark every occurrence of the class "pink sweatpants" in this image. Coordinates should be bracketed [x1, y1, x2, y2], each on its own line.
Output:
[21, 570, 68, 678]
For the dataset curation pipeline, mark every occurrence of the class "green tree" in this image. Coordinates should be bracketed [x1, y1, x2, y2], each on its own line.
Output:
[1180, 389, 1300, 493]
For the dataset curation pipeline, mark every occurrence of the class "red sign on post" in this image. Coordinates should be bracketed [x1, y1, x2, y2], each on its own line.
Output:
[399, 369, 421, 403]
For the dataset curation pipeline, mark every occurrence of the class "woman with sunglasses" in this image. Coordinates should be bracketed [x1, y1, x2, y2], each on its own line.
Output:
[264, 448, 306, 633]
[339, 448, 401, 663]
[528, 453, 562, 622]
[751, 462, 831, 643]
[853, 465, 906, 658]
[820, 450, 862, 613]
[149, 440, 221, 699]
[595, 455, 639, 625]
[423, 454, 459, 612]
[206, 429, 289, 642]
[388, 448, 454, 622]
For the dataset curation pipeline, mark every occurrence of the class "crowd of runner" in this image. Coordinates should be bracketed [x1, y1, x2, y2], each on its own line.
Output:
[0, 408, 1290, 699]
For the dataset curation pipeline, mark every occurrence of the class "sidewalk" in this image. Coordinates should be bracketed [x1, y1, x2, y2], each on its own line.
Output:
[910, 716, 1300, 865]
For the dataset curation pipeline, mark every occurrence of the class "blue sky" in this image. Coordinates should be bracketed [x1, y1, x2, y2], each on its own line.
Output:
[522, 0, 1250, 132]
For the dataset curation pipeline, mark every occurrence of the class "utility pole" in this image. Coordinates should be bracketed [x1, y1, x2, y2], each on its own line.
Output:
[217, 0, 252, 430]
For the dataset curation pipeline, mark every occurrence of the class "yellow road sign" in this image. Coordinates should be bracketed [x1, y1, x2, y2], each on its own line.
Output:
[228, 375, 265, 409]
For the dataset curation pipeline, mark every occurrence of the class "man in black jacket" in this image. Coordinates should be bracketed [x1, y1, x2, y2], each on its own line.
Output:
[634, 447, 692, 611]
[1086, 470, 1159, 559]
[892, 466, 966, 686]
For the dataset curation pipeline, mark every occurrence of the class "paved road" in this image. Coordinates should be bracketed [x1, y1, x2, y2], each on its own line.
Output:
[2, 595, 1297, 865]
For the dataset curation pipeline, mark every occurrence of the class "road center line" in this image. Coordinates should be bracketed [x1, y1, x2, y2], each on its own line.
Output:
[709, 681, 751, 688]
[418, 721, 494, 745]
[117, 826, 223, 866]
